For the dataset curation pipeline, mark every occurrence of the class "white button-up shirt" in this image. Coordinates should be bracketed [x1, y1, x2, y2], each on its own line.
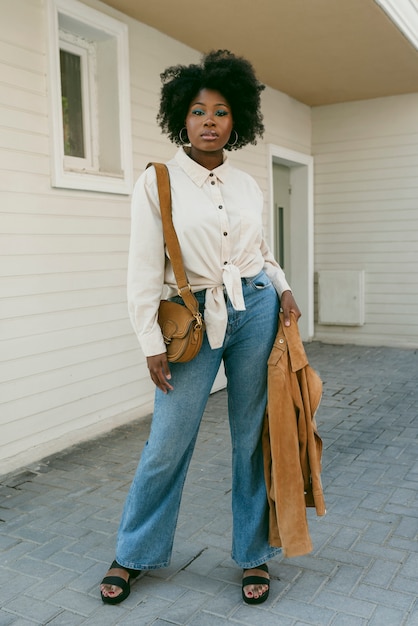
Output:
[127, 147, 291, 356]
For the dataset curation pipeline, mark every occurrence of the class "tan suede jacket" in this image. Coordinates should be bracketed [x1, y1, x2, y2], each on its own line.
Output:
[262, 313, 326, 558]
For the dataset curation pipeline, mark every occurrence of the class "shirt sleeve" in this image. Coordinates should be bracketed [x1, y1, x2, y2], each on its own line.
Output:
[261, 235, 292, 296]
[127, 167, 167, 357]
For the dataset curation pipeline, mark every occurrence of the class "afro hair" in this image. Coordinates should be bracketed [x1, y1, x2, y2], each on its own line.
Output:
[157, 50, 265, 151]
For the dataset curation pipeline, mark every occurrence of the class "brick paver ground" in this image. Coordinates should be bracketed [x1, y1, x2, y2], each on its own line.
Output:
[1, 342, 418, 625]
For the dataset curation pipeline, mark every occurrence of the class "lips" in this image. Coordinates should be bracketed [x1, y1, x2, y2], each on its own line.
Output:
[201, 131, 218, 139]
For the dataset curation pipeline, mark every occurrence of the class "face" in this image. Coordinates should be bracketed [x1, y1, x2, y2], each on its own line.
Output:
[185, 89, 234, 154]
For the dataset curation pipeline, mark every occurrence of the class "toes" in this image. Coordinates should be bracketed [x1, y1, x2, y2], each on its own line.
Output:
[101, 584, 122, 598]
[243, 583, 268, 599]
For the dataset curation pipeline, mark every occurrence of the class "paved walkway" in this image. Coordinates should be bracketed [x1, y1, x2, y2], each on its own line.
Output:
[1, 342, 418, 625]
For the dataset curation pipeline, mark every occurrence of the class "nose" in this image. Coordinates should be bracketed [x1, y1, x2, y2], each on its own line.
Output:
[204, 116, 215, 126]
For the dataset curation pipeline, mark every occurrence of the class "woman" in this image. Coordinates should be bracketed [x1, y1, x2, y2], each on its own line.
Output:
[100, 49, 301, 606]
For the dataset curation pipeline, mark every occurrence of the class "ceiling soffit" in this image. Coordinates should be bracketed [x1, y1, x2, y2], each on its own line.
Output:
[101, 0, 418, 105]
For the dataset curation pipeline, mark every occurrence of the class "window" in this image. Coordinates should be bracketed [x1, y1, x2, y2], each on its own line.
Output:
[47, 0, 133, 194]
[59, 33, 96, 170]
[61, 48, 85, 159]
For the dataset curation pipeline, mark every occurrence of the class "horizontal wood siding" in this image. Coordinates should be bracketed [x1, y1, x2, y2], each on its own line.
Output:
[0, 0, 311, 473]
[312, 94, 418, 347]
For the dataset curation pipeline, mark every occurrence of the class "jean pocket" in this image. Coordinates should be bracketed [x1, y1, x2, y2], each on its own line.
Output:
[248, 271, 272, 291]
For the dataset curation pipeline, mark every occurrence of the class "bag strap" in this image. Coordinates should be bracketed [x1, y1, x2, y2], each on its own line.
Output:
[146, 162, 202, 320]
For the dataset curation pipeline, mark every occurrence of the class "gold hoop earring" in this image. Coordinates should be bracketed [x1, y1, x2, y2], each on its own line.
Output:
[178, 127, 189, 144]
[227, 129, 238, 147]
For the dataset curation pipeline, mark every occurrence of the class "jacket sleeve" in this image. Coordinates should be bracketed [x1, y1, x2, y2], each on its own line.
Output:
[301, 367, 326, 515]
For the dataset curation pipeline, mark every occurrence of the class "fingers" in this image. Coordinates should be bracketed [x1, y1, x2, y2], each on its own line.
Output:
[146, 353, 173, 393]
[280, 290, 302, 326]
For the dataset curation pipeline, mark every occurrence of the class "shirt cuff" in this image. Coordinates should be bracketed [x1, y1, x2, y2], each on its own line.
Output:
[264, 267, 292, 297]
[137, 333, 167, 358]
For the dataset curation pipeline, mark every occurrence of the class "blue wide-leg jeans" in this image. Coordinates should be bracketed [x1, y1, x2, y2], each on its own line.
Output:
[116, 271, 281, 570]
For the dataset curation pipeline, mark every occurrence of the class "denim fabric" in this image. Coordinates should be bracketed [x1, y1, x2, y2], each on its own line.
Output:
[116, 270, 281, 569]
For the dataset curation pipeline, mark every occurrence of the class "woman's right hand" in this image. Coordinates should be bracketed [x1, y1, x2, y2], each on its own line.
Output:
[146, 353, 173, 393]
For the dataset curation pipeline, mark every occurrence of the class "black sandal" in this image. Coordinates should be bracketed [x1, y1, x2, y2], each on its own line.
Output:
[100, 560, 140, 605]
[242, 563, 270, 605]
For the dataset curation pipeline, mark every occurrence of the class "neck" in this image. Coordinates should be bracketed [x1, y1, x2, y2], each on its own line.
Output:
[188, 146, 224, 170]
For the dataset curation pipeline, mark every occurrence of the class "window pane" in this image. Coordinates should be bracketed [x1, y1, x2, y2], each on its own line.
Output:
[60, 49, 84, 157]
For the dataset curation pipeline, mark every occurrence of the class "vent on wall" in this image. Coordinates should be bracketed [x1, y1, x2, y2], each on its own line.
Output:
[318, 270, 365, 326]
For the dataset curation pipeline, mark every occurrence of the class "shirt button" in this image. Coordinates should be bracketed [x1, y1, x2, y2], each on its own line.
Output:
[211, 181, 215, 185]
[279, 338, 285, 344]
[223, 261, 228, 265]
[218, 205, 223, 209]
[209, 173, 214, 176]
[223, 232, 228, 236]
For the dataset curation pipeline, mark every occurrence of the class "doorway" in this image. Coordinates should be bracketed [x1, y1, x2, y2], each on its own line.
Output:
[272, 163, 291, 273]
[268, 145, 314, 340]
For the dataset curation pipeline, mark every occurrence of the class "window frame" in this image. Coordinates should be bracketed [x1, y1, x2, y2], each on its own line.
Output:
[46, 0, 133, 194]
[59, 33, 97, 171]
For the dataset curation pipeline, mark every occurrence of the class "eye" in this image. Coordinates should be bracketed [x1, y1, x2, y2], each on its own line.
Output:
[215, 109, 229, 117]
[191, 108, 205, 116]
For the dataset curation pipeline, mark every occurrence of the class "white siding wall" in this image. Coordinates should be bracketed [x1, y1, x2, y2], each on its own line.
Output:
[312, 94, 418, 348]
[0, 0, 311, 474]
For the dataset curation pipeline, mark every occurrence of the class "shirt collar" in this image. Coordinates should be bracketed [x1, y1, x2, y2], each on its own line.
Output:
[175, 147, 230, 187]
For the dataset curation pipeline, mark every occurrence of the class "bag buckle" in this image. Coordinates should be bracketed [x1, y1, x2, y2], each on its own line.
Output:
[177, 284, 191, 297]
[193, 311, 203, 329]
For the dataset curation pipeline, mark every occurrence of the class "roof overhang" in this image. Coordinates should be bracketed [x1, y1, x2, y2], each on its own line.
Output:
[101, 0, 418, 106]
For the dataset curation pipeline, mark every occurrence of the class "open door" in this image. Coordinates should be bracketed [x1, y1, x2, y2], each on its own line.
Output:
[273, 163, 291, 272]
[268, 145, 314, 341]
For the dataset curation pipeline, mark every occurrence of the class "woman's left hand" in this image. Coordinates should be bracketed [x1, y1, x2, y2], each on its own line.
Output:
[280, 290, 302, 326]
